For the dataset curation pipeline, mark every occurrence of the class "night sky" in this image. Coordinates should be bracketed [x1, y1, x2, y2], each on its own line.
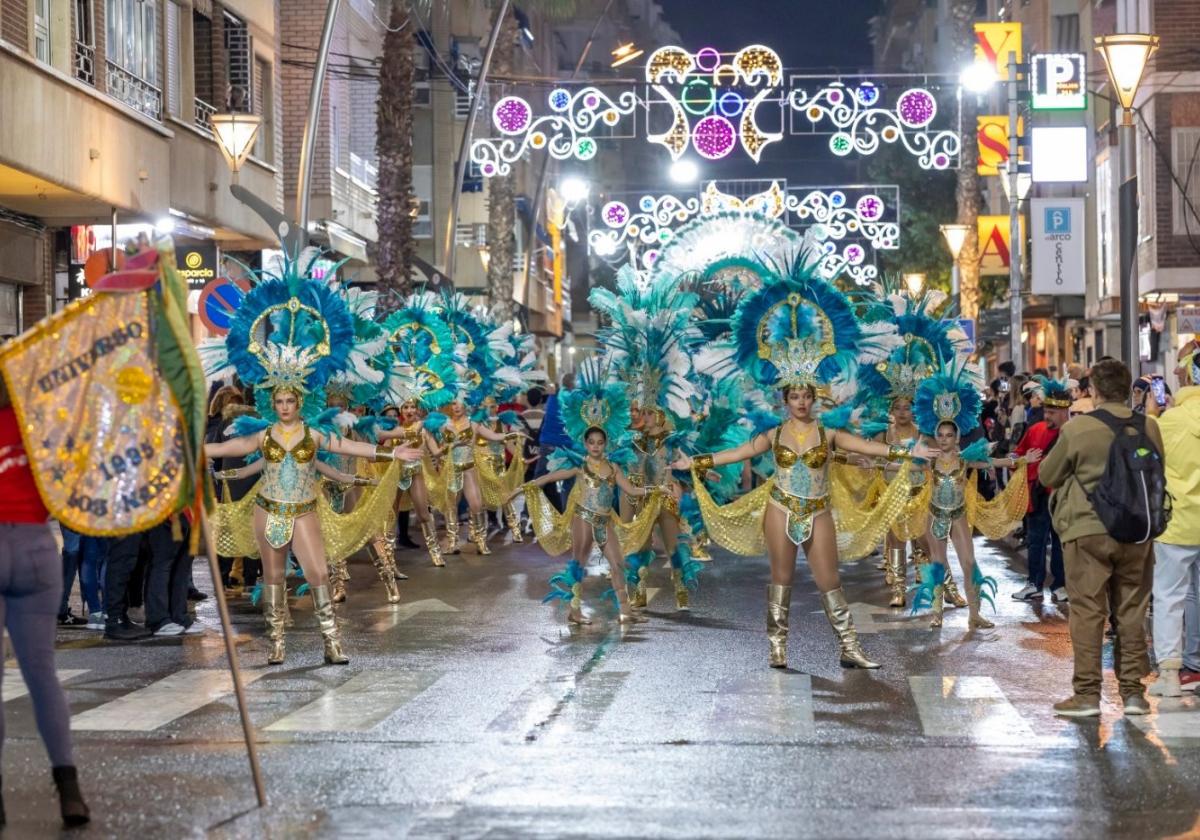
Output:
[648, 0, 885, 185]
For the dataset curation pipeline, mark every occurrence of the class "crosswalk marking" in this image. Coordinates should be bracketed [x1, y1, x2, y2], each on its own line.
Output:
[909, 676, 1034, 744]
[711, 672, 814, 740]
[369, 598, 460, 632]
[1127, 697, 1200, 742]
[3, 668, 89, 703]
[71, 669, 266, 731]
[265, 670, 443, 732]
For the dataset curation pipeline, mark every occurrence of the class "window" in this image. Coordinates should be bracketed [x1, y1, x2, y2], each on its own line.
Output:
[1052, 14, 1080, 52]
[192, 10, 215, 110]
[254, 56, 273, 163]
[165, 0, 181, 117]
[1095, 153, 1116, 299]
[223, 12, 252, 111]
[34, 0, 51, 63]
[106, 0, 157, 83]
[1172, 127, 1200, 236]
[414, 47, 431, 107]
[73, 0, 95, 83]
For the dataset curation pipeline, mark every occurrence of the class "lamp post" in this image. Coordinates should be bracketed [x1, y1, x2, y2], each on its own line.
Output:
[939, 223, 970, 308]
[903, 272, 926, 298]
[210, 112, 262, 178]
[1095, 32, 1159, 372]
[1004, 50, 1026, 374]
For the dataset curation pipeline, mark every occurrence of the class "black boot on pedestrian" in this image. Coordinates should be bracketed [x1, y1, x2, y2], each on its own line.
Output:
[51, 766, 90, 828]
[104, 620, 150, 641]
[187, 587, 208, 601]
[396, 512, 419, 549]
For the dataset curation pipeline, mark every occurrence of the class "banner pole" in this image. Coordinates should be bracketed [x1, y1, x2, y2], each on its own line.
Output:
[199, 504, 267, 808]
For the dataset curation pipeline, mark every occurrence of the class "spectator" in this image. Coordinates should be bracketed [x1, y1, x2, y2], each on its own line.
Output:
[1071, 375, 1094, 416]
[1149, 341, 1200, 697]
[1011, 379, 1071, 603]
[1038, 359, 1164, 717]
[0, 377, 90, 826]
[1021, 380, 1045, 427]
[56, 525, 88, 626]
[56, 525, 106, 630]
[106, 519, 194, 639]
[206, 387, 262, 584]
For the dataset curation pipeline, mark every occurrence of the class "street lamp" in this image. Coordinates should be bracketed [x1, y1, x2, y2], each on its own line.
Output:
[1095, 34, 1160, 126]
[939, 223, 970, 302]
[210, 112, 262, 176]
[998, 170, 1033, 205]
[1095, 32, 1159, 372]
[559, 176, 590, 205]
[670, 159, 699, 184]
[960, 61, 998, 94]
[903, 273, 926, 297]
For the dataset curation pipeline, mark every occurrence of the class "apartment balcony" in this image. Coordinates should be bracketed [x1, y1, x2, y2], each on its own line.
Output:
[104, 61, 162, 121]
[193, 98, 217, 135]
[72, 41, 95, 85]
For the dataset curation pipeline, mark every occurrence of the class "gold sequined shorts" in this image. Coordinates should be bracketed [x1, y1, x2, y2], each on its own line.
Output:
[768, 487, 829, 546]
[577, 506, 611, 548]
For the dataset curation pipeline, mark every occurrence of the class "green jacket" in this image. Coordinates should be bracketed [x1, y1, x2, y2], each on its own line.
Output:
[1038, 401, 1164, 544]
[1158, 386, 1200, 545]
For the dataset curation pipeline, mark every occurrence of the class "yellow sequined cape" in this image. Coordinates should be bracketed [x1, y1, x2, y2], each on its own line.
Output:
[524, 481, 667, 557]
[213, 459, 401, 561]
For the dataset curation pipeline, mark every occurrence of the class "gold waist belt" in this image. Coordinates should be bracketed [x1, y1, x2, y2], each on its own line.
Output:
[255, 495, 318, 518]
[577, 506, 610, 527]
[769, 487, 829, 517]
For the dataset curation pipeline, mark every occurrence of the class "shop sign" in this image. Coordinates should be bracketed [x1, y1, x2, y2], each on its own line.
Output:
[974, 22, 1023, 81]
[1031, 198, 1085, 295]
[977, 115, 1024, 176]
[1031, 54, 1086, 110]
[978, 215, 1023, 276]
[1178, 307, 1200, 335]
[175, 244, 218, 291]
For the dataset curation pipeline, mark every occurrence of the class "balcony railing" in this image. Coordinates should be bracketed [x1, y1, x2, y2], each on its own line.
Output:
[73, 41, 95, 85]
[349, 152, 378, 190]
[194, 97, 216, 134]
[105, 61, 161, 120]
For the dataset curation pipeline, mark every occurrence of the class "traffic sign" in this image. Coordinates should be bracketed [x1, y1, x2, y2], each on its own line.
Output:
[197, 278, 245, 335]
[1178, 307, 1200, 336]
[1031, 54, 1086, 110]
[957, 318, 977, 352]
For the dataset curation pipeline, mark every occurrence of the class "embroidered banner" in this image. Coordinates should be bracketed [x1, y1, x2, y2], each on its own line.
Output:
[0, 290, 187, 535]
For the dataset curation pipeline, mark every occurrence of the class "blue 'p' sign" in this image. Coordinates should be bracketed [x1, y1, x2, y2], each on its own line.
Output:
[1045, 207, 1072, 234]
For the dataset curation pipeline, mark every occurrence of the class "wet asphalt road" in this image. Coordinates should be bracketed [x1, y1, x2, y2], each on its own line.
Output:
[4, 529, 1200, 839]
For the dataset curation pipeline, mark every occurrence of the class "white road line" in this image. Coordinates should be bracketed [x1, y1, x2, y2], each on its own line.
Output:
[909, 675, 1035, 743]
[265, 670, 443, 732]
[369, 598, 460, 632]
[1126, 696, 1200, 741]
[70, 669, 266, 731]
[711, 672, 814, 740]
[3, 669, 89, 703]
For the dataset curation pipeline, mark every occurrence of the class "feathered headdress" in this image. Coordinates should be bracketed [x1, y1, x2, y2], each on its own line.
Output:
[381, 293, 461, 410]
[877, 287, 970, 402]
[559, 358, 631, 453]
[728, 248, 902, 395]
[913, 354, 985, 436]
[1033, 374, 1073, 409]
[648, 211, 801, 291]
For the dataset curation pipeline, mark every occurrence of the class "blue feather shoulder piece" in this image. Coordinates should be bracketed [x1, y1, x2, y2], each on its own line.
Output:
[497, 409, 521, 427]
[959, 438, 993, 464]
[311, 407, 342, 439]
[423, 413, 449, 434]
[227, 415, 271, 438]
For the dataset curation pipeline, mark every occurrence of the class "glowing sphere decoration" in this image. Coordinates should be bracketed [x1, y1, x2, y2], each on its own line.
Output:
[603, 201, 630, 227]
[548, 88, 571, 112]
[692, 115, 736, 159]
[896, 89, 936, 128]
[493, 96, 532, 135]
[856, 195, 883, 221]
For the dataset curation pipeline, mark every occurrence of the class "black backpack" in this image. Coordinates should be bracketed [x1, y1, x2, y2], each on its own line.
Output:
[1084, 410, 1171, 544]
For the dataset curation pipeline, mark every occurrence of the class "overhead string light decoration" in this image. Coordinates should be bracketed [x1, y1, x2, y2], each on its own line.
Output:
[588, 193, 703, 271]
[644, 44, 785, 162]
[787, 81, 960, 170]
[469, 86, 639, 178]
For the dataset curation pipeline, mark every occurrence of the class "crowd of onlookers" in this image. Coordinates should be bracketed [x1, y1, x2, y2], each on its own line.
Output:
[980, 345, 1200, 714]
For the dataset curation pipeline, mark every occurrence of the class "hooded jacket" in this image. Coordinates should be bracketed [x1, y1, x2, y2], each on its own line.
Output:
[1158, 385, 1200, 545]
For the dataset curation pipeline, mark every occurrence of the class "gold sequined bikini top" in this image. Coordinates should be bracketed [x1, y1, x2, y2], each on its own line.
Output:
[445, 421, 474, 444]
[262, 425, 317, 463]
[773, 424, 828, 469]
[397, 422, 423, 447]
[581, 460, 616, 487]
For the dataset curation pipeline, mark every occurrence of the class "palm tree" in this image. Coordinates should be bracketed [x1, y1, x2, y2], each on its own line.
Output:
[948, 0, 983, 323]
[374, 0, 419, 315]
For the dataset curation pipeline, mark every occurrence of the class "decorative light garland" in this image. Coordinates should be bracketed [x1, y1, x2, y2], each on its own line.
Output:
[788, 81, 960, 170]
[470, 87, 638, 177]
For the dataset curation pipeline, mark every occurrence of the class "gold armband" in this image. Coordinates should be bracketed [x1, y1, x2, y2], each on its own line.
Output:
[886, 445, 912, 462]
[693, 453, 715, 471]
[353, 476, 373, 487]
[214, 468, 238, 480]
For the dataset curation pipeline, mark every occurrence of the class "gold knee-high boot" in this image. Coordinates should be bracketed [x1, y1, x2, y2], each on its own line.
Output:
[504, 502, 524, 543]
[672, 570, 690, 610]
[310, 585, 349, 665]
[691, 531, 712, 561]
[330, 559, 349, 603]
[942, 566, 967, 608]
[371, 539, 402, 604]
[422, 518, 445, 567]
[767, 584, 792, 668]
[820, 587, 881, 669]
[930, 583, 946, 628]
[261, 583, 287, 665]
[886, 547, 907, 608]
[444, 514, 461, 555]
[470, 512, 492, 555]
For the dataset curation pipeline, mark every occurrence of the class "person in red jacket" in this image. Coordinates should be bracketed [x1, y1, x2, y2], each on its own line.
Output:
[1011, 377, 1073, 604]
[0, 380, 90, 828]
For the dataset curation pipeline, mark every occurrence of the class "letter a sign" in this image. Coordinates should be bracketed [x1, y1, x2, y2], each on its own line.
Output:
[975, 22, 1023, 81]
[977, 215, 1024, 276]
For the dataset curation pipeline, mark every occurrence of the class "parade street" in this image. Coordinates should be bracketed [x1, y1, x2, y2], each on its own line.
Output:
[4, 536, 1199, 839]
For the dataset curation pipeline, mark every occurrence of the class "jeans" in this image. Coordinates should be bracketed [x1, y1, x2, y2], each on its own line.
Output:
[0, 523, 75, 766]
[1026, 508, 1064, 590]
[1153, 543, 1200, 670]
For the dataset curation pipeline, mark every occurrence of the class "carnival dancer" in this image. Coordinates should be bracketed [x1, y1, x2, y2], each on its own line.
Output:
[673, 249, 939, 669]
[588, 271, 704, 611]
[515, 362, 673, 626]
[909, 356, 1036, 629]
[201, 261, 421, 665]
[870, 286, 973, 608]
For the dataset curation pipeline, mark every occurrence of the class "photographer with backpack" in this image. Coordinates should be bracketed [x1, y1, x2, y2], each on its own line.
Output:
[1036, 359, 1168, 718]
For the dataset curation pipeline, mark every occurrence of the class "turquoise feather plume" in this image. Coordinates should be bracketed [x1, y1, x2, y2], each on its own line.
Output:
[972, 565, 998, 612]
[908, 562, 946, 613]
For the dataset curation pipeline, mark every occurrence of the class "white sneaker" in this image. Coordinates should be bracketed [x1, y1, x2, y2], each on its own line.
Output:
[1012, 583, 1041, 601]
[153, 622, 186, 636]
[1051, 587, 1069, 604]
[182, 622, 204, 635]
